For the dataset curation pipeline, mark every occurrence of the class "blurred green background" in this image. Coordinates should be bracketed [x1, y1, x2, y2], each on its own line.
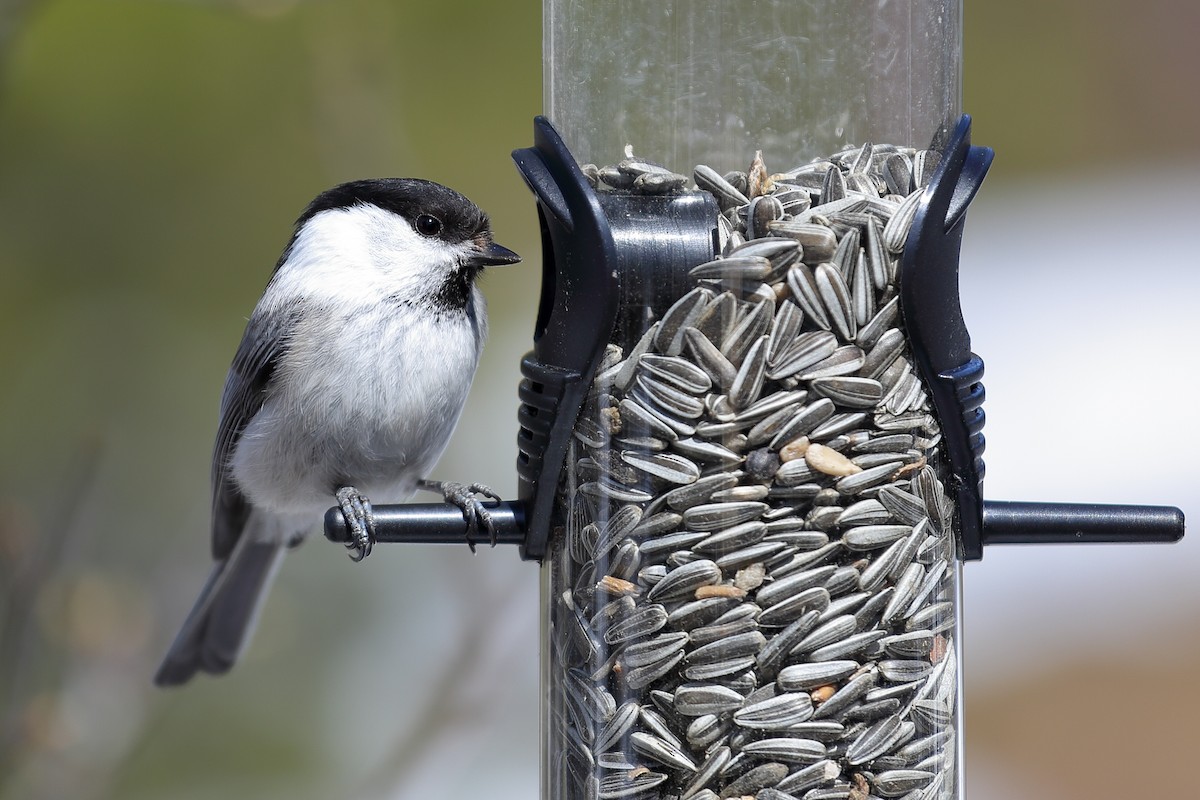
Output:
[1, 1, 1197, 799]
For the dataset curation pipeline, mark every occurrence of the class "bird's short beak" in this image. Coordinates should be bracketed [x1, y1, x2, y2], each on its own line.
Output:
[465, 241, 521, 269]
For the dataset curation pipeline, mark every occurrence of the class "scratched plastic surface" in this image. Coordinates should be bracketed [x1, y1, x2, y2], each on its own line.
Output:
[544, 0, 961, 172]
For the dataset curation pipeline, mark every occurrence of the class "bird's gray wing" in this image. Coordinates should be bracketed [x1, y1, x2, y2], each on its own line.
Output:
[210, 301, 302, 560]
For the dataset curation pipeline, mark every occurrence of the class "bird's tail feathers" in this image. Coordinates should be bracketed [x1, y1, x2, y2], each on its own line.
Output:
[154, 522, 286, 687]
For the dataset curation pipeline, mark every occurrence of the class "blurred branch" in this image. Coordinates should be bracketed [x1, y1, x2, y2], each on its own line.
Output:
[349, 567, 528, 800]
[0, 439, 103, 782]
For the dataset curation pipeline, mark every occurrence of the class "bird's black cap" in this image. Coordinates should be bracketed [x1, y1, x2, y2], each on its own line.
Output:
[297, 177, 495, 248]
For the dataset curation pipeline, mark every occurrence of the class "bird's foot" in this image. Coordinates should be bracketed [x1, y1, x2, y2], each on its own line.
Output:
[419, 480, 502, 552]
[335, 486, 375, 561]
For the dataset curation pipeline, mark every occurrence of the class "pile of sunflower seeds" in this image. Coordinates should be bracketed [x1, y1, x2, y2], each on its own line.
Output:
[548, 142, 959, 800]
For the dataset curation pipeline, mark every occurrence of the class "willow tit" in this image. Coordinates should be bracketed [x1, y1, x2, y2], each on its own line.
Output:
[154, 178, 520, 686]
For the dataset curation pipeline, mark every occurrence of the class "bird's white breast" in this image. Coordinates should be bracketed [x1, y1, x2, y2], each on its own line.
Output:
[228, 206, 487, 518]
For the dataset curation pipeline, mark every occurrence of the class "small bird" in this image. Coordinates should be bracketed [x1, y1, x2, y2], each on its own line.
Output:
[154, 178, 520, 686]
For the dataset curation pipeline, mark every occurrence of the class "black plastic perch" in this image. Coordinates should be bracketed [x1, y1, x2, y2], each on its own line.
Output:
[323, 114, 1185, 560]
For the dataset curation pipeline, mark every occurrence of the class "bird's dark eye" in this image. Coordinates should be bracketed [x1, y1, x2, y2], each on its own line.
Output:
[415, 214, 443, 237]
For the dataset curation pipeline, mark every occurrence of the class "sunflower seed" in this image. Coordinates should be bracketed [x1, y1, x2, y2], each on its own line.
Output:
[721, 297, 775, 366]
[742, 738, 827, 765]
[621, 450, 701, 485]
[671, 437, 744, 467]
[684, 656, 758, 681]
[605, 604, 669, 645]
[635, 170, 689, 194]
[808, 628, 888, 662]
[872, 769, 934, 797]
[775, 760, 841, 795]
[768, 330, 839, 381]
[722, 762, 790, 796]
[688, 614, 760, 647]
[645, 560, 722, 602]
[846, 714, 909, 765]
[815, 263, 856, 341]
[748, 195, 785, 239]
[785, 263, 832, 331]
[811, 669, 878, 721]
[594, 701, 640, 753]
[883, 189, 923, 254]
[680, 745, 731, 798]
[880, 631, 935, 660]
[694, 521, 768, 556]
[657, 288, 712, 356]
[756, 586, 833, 628]
[842, 524, 912, 552]
[636, 374, 707, 419]
[818, 591, 869, 622]
[798, 345, 866, 381]
[695, 164, 750, 209]
[622, 632, 690, 670]
[848, 250, 875, 328]
[857, 542, 906, 593]
[791, 615, 857, 655]
[777, 660, 859, 692]
[629, 731, 697, 772]
[905, 601, 954, 634]
[597, 770, 668, 799]
[894, 730, 953, 766]
[638, 531, 708, 563]
[811, 376, 883, 408]
[809, 411, 869, 441]
[863, 215, 890, 290]
[836, 499, 889, 528]
[640, 354, 714, 395]
[835, 462, 903, 495]
[665, 597, 737, 631]
[768, 300, 806, 365]
[758, 566, 838, 605]
[734, 693, 814, 729]
[623, 650, 686, 691]
[770, 542, 843, 576]
[712, 485, 770, 503]
[598, 164, 636, 189]
[674, 683, 746, 716]
[764, 398, 834, 449]
[730, 335, 770, 409]
[819, 166, 846, 205]
[685, 716, 729, 753]
[903, 558, 949, 619]
[704, 545, 774, 578]
[663, 473, 741, 511]
[878, 660, 934, 684]
[690, 255, 774, 283]
[679, 502, 766, 533]
[687, 631, 767, 666]
[909, 699, 953, 730]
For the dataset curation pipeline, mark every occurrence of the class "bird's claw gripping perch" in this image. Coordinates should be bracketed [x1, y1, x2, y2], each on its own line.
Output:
[336, 486, 376, 561]
[420, 480, 502, 551]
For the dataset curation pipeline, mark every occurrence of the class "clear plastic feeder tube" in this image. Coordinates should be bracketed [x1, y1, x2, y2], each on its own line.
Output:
[542, 2, 965, 799]
[546, 0, 961, 173]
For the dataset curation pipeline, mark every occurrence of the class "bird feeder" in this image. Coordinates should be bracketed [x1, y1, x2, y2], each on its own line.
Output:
[326, 2, 1184, 798]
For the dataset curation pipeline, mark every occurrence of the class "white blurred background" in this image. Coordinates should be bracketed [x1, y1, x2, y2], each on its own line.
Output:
[0, 2, 1196, 799]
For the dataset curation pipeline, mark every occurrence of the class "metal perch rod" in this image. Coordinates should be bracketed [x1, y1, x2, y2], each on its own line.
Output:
[324, 499, 1183, 549]
[323, 501, 526, 546]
